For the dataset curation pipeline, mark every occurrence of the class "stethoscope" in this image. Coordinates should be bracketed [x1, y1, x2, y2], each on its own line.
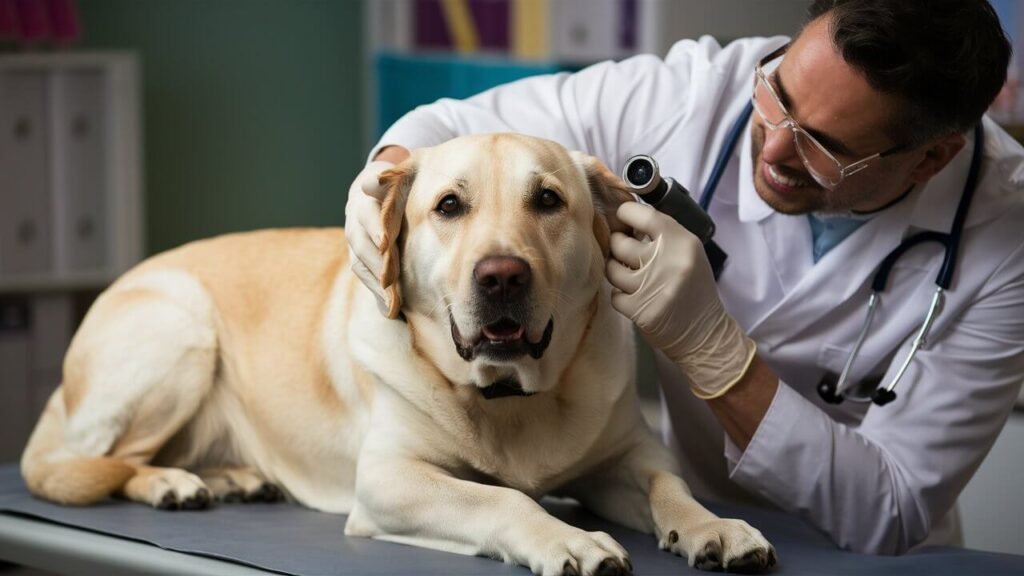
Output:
[699, 101, 984, 407]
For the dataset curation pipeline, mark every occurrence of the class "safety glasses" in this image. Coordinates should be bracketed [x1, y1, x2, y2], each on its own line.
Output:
[752, 44, 906, 190]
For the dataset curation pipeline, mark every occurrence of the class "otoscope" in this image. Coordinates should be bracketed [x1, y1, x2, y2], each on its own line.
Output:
[621, 155, 728, 279]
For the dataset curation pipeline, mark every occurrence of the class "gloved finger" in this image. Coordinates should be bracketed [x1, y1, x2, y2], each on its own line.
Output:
[610, 290, 639, 320]
[360, 160, 395, 202]
[616, 202, 667, 239]
[606, 258, 644, 295]
[354, 190, 385, 248]
[609, 232, 652, 270]
[350, 251, 389, 311]
[346, 225, 385, 286]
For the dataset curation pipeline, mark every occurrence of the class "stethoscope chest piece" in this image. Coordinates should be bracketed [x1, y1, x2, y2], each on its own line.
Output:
[814, 121, 983, 408]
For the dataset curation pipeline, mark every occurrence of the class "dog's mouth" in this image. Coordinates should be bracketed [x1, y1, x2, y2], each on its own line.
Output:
[451, 314, 554, 362]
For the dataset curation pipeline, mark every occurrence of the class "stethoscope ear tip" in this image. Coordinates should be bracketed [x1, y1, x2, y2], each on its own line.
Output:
[872, 389, 897, 406]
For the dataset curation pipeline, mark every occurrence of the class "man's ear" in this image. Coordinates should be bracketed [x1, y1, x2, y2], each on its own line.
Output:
[378, 159, 417, 319]
[571, 151, 636, 258]
[908, 132, 967, 184]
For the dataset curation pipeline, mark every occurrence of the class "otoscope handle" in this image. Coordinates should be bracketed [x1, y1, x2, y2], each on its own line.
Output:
[641, 177, 717, 244]
[622, 154, 728, 279]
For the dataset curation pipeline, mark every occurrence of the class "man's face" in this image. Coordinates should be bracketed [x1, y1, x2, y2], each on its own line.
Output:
[750, 17, 924, 215]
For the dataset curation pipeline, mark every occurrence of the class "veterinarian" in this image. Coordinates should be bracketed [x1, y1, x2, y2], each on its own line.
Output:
[345, 0, 1024, 555]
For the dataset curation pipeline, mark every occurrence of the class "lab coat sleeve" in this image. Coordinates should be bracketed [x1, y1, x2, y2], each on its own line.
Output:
[369, 39, 721, 168]
[725, 238, 1024, 554]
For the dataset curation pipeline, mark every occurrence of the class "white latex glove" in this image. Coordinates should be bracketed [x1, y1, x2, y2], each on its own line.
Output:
[344, 160, 394, 314]
[606, 202, 756, 399]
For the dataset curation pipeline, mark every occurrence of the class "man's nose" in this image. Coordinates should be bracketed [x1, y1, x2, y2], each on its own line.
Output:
[473, 256, 532, 302]
[761, 123, 802, 166]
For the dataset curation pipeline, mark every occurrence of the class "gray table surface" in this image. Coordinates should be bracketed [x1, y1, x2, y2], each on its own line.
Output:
[1, 464, 1023, 575]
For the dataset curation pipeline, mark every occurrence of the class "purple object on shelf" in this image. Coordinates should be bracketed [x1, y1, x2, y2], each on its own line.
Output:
[0, 0, 78, 43]
[469, 0, 508, 51]
[415, 0, 450, 49]
[47, 0, 79, 42]
[14, 0, 50, 41]
[415, 0, 510, 51]
[0, 0, 17, 38]
[619, 0, 637, 50]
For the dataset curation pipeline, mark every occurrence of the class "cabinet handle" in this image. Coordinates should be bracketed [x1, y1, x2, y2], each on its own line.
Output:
[72, 115, 90, 140]
[16, 220, 37, 245]
[13, 116, 31, 141]
[76, 217, 95, 239]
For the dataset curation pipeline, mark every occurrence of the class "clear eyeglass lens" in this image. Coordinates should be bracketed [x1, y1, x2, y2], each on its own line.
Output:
[794, 133, 841, 186]
[754, 76, 842, 188]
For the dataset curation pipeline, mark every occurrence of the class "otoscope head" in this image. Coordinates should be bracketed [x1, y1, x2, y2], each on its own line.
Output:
[622, 154, 661, 196]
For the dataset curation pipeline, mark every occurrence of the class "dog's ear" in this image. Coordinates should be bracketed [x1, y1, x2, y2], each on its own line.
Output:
[571, 151, 636, 258]
[378, 160, 417, 319]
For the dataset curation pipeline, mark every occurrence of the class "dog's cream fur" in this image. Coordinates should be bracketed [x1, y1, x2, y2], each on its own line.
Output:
[21, 134, 775, 574]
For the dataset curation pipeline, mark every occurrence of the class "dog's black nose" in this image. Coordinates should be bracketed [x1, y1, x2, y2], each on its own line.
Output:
[474, 256, 531, 302]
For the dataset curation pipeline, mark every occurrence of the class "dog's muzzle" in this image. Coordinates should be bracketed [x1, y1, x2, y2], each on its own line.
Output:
[451, 315, 554, 362]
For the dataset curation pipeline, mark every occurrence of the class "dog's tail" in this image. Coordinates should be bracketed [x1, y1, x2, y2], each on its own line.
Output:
[21, 389, 135, 506]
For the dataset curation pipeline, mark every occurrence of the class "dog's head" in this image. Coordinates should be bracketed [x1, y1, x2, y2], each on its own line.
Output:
[376, 134, 633, 397]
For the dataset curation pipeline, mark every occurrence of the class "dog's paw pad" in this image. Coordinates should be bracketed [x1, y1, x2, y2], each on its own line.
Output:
[180, 487, 212, 510]
[693, 541, 723, 571]
[725, 547, 776, 573]
[245, 481, 284, 503]
[595, 557, 631, 576]
[156, 490, 179, 510]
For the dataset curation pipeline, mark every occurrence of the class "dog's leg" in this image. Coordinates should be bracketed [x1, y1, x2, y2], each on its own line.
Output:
[346, 457, 632, 576]
[198, 467, 285, 503]
[562, 435, 777, 573]
[22, 273, 219, 508]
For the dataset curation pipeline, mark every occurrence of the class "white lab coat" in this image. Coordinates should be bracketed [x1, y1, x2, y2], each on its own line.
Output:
[372, 36, 1024, 554]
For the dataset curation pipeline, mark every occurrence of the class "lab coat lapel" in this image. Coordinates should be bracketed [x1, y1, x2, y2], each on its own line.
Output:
[734, 125, 815, 326]
[734, 120, 919, 340]
[753, 130, 977, 342]
[748, 191, 918, 344]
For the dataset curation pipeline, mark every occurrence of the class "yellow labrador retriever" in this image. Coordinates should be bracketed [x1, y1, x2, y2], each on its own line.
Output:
[21, 133, 776, 574]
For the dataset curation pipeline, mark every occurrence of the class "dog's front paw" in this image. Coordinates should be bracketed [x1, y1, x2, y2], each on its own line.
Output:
[131, 468, 213, 511]
[530, 529, 632, 576]
[659, 518, 776, 573]
[199, 467, 285, 503]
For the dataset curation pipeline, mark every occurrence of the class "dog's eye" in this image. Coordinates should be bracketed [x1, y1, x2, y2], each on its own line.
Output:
[436, 194, 463, 216]
[536, 189, 563, 211]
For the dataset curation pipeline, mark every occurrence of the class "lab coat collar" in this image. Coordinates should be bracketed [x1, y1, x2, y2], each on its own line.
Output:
[906, 126, 976, 233]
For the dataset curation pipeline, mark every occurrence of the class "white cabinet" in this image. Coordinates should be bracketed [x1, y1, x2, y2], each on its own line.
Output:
[0, 53, 143, 293]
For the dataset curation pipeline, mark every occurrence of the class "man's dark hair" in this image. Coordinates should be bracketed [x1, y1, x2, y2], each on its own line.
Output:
[807, 0, 1011, 147]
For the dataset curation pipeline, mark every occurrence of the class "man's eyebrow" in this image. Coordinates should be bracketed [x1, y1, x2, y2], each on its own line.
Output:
[773, 71, 855, 157]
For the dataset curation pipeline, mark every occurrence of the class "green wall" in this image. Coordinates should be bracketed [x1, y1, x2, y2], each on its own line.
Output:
[78, 0, 364, 254]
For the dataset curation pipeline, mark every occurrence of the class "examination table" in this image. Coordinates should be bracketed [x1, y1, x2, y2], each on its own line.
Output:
[1, 464, 1022, 575]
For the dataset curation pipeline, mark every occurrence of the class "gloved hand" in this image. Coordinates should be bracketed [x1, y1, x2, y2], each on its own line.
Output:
[344, 160, 395, 314]
[606, 202, 756, 399]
